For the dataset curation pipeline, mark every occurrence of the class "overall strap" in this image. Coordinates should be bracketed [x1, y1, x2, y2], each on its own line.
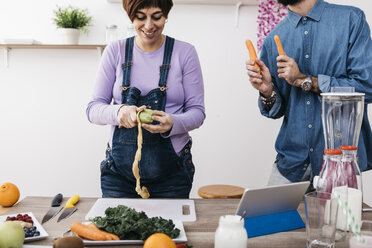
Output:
[121, 37, 135, 89]
[158, 36, 175, 89]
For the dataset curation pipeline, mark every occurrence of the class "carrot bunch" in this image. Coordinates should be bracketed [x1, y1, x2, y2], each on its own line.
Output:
[70, 222, 120, 241]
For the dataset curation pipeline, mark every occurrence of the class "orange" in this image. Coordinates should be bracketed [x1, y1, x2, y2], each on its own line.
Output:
[143, 233, 176, 248]
[0, 182, 20, 207]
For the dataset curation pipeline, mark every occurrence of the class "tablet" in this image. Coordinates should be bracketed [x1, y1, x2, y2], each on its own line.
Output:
[236, 181, 310, 218]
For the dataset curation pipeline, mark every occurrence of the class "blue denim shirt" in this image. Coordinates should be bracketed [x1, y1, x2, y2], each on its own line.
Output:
[259, 0, 372, 182]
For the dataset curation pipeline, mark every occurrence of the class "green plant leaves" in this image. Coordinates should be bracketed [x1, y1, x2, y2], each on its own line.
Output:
[53, 5, 93, 34]
[90, 205, 180, 240]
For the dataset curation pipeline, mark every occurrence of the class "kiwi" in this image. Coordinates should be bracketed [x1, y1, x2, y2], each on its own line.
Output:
[53, 236, 84, 248]
[139, 109, 154, 124]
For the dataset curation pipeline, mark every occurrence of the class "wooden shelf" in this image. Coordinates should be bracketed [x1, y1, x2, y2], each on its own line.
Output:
[0, 44, 106, 50]
[0, 44, 106, 68]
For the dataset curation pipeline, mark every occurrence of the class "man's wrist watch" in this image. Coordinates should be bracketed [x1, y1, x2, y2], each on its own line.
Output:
[300, 76, 313, 92]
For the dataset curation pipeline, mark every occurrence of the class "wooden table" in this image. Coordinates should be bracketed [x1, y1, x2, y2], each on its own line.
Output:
[2, 197, 372, 247]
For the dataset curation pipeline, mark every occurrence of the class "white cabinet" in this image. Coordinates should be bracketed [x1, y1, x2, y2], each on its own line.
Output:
[107, 0, 258, 5]
[106, 0, 258, 26]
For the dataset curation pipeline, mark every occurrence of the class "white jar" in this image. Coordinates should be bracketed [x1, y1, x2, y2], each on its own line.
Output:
[215, 215, 248, 248]
[106, 24, 118, 44]
[126, 24, 136, 38]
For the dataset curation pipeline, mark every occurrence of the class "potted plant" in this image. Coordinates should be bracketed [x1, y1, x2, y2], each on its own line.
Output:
[53, 6, 93, 45]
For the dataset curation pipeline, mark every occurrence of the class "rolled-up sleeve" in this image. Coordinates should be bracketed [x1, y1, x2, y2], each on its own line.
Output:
[318, 11, 372, 103]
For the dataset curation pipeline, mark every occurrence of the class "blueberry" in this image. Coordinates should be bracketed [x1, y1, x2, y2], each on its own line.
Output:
[33, 231, 40, 237]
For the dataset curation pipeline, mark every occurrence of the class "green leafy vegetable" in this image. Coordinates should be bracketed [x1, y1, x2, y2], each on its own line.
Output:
[90, 205, 180, 240]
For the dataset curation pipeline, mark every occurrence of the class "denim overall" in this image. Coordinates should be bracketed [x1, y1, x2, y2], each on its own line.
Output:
[100, 36, 195, 198]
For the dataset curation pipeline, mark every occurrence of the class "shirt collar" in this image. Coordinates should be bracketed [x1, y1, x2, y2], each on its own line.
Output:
[287, 0, 326, 27]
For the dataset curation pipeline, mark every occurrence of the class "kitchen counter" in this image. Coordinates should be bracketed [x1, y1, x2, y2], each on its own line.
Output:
[2, 196, 372, 248]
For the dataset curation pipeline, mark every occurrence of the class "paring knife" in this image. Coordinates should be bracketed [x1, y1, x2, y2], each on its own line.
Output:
[57, 194, 80, 222]
[41, 193, 63, 224]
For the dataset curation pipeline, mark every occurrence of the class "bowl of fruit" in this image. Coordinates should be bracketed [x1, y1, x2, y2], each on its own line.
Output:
[1, 212, 48, 242]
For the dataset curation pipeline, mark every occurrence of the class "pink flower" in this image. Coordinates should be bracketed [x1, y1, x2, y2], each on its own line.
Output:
[257, 0, 288, 51]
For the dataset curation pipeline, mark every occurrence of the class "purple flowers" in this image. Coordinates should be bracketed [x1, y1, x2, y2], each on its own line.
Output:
[257, 0, 288, 51]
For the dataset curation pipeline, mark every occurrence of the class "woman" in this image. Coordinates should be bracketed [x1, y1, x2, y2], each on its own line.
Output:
[86, 0, 205, 198]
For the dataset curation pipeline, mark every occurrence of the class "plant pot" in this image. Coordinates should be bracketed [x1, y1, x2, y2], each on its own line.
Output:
[60, 28, 80, 44]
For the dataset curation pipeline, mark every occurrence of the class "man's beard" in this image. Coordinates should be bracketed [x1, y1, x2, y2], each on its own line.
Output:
[278, 0, 304, 6]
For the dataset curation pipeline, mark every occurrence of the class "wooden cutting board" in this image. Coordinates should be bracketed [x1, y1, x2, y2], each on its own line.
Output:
[0, 206, 8, 215]
[85, 199, 196, 222]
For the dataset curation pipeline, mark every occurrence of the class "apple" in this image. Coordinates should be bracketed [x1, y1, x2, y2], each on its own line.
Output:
[0, 221, 25, 248]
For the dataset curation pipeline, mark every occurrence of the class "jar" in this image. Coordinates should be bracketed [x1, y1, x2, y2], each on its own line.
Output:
[340, 145, 363, 230]
[106, 24, 118, 44]
[317, 149, 348, 242]
[215, 215, 247, 248]
[126, 24, 136, 38]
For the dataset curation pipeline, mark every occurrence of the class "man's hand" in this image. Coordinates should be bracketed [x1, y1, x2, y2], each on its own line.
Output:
[117, 105, 146, 128]
[246, 59, 273, 97]
[277, 55, 306, 86]
[141, 110, 174, 134]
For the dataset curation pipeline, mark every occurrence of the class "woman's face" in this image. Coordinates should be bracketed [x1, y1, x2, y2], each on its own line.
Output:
[133, 7, 166, 47]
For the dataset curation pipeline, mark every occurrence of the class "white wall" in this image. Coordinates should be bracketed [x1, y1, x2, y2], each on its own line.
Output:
[0, 0, 371, 201]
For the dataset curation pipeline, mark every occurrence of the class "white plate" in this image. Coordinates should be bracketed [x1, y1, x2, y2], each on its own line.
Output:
[0, 212, 48, 242]
[82, 220, 187, 246]
[85, 199, 196, 222]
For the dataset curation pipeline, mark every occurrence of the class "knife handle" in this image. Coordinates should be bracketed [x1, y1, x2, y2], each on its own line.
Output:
[51, 193, 63, 207]
[65, 194, 80, 209]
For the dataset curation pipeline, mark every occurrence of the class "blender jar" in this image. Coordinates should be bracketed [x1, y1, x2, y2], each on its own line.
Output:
[321, 92, 365, 150]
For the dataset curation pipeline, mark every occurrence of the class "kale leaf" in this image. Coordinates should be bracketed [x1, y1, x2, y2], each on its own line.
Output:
[90, 205, 180, 240]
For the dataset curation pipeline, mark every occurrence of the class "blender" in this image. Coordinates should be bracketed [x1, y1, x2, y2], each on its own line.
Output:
[319, 88, 365, 239]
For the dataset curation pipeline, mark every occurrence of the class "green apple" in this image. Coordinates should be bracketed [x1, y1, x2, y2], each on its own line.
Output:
[139, 109, 154, 124]
[0, 221, 25, 248]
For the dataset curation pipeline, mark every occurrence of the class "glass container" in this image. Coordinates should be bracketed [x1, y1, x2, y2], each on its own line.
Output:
[321, 92, 364, 150]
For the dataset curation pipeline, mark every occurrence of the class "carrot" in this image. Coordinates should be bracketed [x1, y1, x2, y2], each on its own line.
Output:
[87, 223, 120, 240]
[245, 40, 260, 73]
[70, 222, 107, 241]
[274, 35, 286, 56]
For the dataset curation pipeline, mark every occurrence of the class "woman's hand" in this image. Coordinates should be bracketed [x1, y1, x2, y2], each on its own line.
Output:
[246, 59, 273, 97]
[141, 110, 174, 134]
[117, 105, 146, 128]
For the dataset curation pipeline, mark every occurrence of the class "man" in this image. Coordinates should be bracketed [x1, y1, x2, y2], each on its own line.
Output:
[246, 0, 372, 185]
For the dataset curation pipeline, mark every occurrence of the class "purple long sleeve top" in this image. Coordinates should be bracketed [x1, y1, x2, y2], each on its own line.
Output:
[86, 37, 205, 153]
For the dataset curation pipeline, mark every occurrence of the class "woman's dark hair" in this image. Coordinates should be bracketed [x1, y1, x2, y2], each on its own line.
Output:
[122, 0, 173, 22]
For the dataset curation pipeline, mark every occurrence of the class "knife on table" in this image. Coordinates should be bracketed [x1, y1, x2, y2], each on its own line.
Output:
[41, 193, 63, 224]
[57, 194, 80, 222]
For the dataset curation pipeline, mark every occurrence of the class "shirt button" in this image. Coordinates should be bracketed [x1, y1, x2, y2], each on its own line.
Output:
[304, 17, 307, 20]
[310, 148, 314, 152]
[304, 31, 308, 35]
[307, 101, 311, 105]
[308, 124, 312, 128]
[305, 54, 309, 59]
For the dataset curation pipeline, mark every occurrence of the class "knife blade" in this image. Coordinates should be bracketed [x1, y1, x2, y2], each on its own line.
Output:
[57, 194, 80, 222]
[41, 193, 63, 224]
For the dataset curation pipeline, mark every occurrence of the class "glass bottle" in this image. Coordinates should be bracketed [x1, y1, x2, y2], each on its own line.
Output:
[316, 149, 348, 242]
[126, 24, 136, 38]
[340, 145, 363, 230]
[215, 215, 247, 248]
[106, 24, 118, 44]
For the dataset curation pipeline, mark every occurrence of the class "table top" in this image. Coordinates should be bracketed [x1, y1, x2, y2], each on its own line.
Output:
[1, 196, 371, 248]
